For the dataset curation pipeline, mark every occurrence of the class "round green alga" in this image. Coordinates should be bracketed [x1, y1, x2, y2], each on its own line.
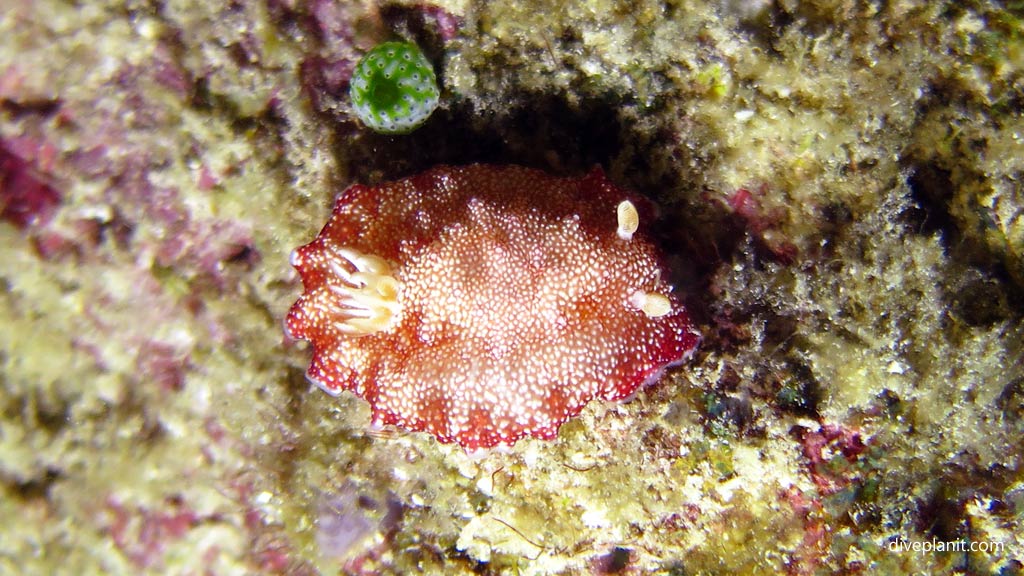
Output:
[349, 41, 440, 134]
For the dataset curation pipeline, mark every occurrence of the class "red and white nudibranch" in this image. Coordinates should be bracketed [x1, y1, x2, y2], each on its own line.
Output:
[286, 164, 700, 450]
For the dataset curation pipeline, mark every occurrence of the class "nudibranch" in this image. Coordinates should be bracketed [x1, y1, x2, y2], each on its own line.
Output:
[286, 165, 700, 450]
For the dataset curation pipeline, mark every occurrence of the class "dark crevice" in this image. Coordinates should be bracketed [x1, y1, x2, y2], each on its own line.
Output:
[338, 91, 627, 184]
[900, 157, 1024, 319]
[903, 163, 956, 238]
[4, 468, 62, 502]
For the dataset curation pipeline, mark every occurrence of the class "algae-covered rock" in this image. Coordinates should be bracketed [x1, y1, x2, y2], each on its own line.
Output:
[1, 0, 1021, 574]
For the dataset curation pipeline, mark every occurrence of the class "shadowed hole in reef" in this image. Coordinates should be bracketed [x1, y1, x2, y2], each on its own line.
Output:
[948, 269, 1014, 327]
[902, 162, 956, 238]
[916, 451, 1020, 557]
[1, 385, 72, 436]
[773, 360, 823, 418]
[339, 91, 625, 182]
[902, 161, 1024, 319]
[378, 2, 458, 65]
[281, 365, 314, 419]
[997, 377, 1024, 426]
[6, 468, 62, 501]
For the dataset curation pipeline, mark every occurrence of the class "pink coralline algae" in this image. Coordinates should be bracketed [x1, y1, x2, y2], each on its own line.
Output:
[0, 140, 61, 229]
[286, 164, 700, 450]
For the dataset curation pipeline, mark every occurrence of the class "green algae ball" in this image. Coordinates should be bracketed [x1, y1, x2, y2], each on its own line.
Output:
[349, 41, 440, 134]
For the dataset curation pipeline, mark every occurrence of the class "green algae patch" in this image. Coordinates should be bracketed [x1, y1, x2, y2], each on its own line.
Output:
[350, 41, 441, 134]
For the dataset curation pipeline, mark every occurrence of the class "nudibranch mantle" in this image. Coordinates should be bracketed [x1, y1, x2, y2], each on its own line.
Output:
[286, 164, 699, 450]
